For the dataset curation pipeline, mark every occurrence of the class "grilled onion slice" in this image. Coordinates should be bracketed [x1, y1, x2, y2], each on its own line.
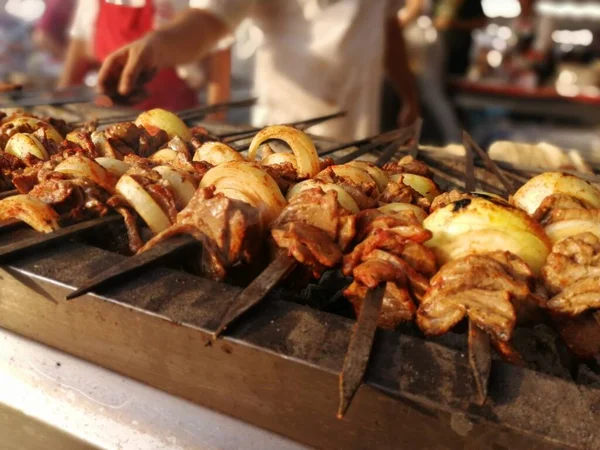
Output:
[287, 180, 360, 214]
[153, 165, 196, 209]
[247, 125, 319, 178]
[260, 152, 298, 169]
[135, 108, 191, 141]
[424, 196, 551, 274]
[0, 195, 60, 233]
[200, 161, 286, 226]
[347, 161, 388, 192]
[116, 175, 172, 234]
[5, 133, 49, 161]
[193, 141, 244, 166]
[148, 149, 178, 164]
[95, 157, 130, 177]
[54, 156, 117, 193]
[1, 117, 62, 143]
[512, 171, 600, 215]
[378, 203, 427, 223]
[390, 173, 441, 202]
[545, 219, 600, 244]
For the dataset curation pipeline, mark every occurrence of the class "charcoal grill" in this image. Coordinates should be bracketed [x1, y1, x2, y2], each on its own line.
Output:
[0, 114, 598, 450]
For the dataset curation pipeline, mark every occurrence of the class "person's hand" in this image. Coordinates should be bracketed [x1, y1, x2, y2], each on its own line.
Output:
[97, 34, 159, 97]
[398, 97, 420, 128]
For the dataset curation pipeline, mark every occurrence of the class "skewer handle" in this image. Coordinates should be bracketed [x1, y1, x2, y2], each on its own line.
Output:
[66, 235, 198, 300]
[337, 284, 385, 419]
[468, 321, 492, 406]
[0, 215, 122, 262]
[213, 253, 297, 338]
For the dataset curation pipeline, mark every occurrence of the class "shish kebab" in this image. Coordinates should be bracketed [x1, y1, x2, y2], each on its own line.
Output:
[0, 105, 343, 197]
[63, 124, 411, 299]
[0, 110, 349, 259]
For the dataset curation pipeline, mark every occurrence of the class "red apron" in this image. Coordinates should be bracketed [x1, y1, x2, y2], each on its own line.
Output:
[94, 0, 199, 111]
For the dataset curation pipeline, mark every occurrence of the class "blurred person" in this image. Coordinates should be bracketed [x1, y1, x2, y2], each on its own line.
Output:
[32, 0, 76, 61]
[95, 0, 420, 140]
[59, 0, 230, 112]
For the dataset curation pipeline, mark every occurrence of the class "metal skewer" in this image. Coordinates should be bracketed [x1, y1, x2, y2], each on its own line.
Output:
[66, 132, 410, 302]
[70, 98, 257, 128]
[221, 111, 346, 143]
[337, 284, 385, 418]
[0, 215, 122, 262]
[462, 133, 493, 406]
[336, 120, 423, 418]
[213, 132, 412, 338]
[66, 235, 198, 300]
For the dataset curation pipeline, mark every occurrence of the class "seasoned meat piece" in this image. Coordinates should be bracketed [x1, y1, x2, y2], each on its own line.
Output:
[542, 233, 600, 296]
[190, 126, 219, 144]
[417, 251, 535, 341]
[319, 158, 334, 171]
[382, 155, 433, 178]
[548, 276, 600, 316]
[262, 162, 299, 195]
[146, 183, 179, 222]
[316, 166, 378, 209]
[378, 181, 415, 204]
[29, 178, 110, 220]
[108, 195, 145, 253]
[354, 209, 431, 243]
[271, 188, 356, 277]
[343, 209, 435, 329]
[532, 193, 589, 224]
[139, 186, 261, 281]
[42, 117, 72, 137]
[105, 122, 168, 157]
[430, 190, 472, 212]
[272, 222, 341, 277]
[344, 280, 416, 328]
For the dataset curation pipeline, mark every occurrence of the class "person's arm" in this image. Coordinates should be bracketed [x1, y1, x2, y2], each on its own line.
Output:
[398, 0, 424, 27]
[97, 9, 231, 96]
[205, 48, 231, 120]
[384, 17, 420, 127]
[57, 38, 94, 88]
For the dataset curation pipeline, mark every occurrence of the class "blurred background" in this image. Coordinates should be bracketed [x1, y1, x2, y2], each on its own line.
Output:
[2, 0, 600, 163]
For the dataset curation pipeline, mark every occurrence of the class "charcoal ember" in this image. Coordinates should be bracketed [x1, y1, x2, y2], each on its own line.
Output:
[510, 325, 573, 380]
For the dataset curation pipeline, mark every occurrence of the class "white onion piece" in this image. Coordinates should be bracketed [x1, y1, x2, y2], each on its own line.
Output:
[116, 175, 172, 234]
[153, 165, 196, 209]
[378, 203, 427, 223]
[135, 108, 192, 141]
[54, 155, 117, 193]
[424, 197, 551, 275]
[247, 125, 319, 178]
[545, 220, 600, 244]
[5, 133, 49, 161]
[260, 152, 298, 168]
[347, 161, 388, 192]
[286, 180, 360, 214]
[148, 149, 178, 164]
[200, 161, 286, 226]
[0, 195, 60, 233]
[95, 158, 130, 177]
[193, 141, 244, 166]
[512, 171, 600, 215]
[1, 117, 62, 143]
[91, 131, 121, 159]
[325, 165, 379, 194]
[390, 173, 441, 202]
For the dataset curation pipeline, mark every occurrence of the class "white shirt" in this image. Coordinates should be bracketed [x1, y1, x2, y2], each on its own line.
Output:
[191, 0, 405, 140]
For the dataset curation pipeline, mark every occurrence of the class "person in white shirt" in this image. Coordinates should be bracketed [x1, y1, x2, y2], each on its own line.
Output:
[97, 0, 419, 140]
